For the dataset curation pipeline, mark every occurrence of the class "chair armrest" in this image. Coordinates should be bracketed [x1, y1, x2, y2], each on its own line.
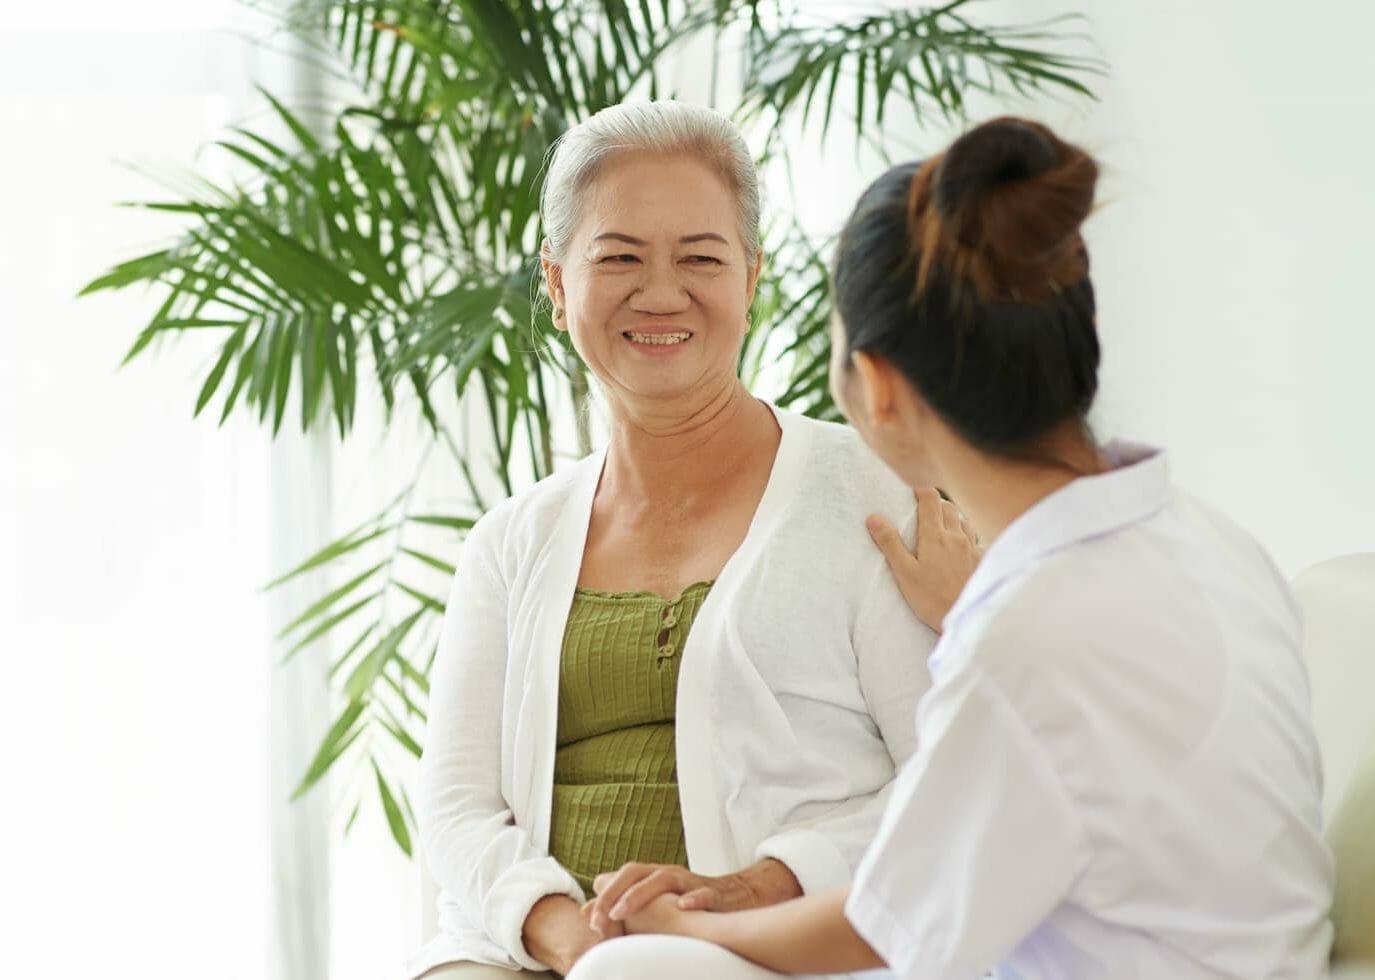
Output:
[1332, 965, 1375, 979]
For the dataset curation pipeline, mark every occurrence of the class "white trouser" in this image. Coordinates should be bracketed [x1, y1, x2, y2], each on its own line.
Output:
[417, 963, 550, 978]
[418, 936, 786, 980]
[567, 935, 787, 979]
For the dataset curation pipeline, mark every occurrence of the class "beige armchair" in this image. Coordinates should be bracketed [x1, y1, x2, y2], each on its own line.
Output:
[1294, 553, 1375, 975]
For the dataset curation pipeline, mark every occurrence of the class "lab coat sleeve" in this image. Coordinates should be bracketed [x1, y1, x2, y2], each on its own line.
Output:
[417, 512, 583, 970]
[755, 537, 938, 895]
[844, 665, 1091, 980]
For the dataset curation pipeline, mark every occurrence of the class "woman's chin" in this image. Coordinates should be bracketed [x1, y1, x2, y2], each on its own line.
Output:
[612, 367, 720, 406]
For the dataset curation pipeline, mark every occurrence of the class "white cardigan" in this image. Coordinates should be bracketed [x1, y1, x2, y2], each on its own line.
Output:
[408, 406, 936, 977]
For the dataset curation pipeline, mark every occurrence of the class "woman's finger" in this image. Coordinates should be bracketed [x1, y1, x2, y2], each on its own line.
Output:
[625, 894, 697, 937]
[939, 498, 961, 532]
[677, 884, 725, 911]
[594, 862, 654, 900]
[610, 867, 695, 921]
[585, 894, 615, 935]
[588, 863, 655, 931]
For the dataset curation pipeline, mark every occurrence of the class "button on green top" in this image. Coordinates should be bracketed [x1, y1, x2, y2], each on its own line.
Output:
[548, 580, 713, 892]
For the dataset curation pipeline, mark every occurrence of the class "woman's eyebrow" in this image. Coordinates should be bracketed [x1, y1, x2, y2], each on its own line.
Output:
[591, 232, 729, 245]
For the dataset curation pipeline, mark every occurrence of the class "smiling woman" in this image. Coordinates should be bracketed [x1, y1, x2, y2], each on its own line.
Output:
[540, 101, 763, 403]
[409, 101, 942, 980]
[543, 149, 760, 408]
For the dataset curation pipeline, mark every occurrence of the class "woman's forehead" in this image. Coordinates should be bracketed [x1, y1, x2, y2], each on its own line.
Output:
[578, 153, 739, 239]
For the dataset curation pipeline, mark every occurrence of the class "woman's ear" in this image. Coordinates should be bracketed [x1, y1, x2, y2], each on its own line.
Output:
[744, 248, 764, 308]
[540, 238, 567, 331]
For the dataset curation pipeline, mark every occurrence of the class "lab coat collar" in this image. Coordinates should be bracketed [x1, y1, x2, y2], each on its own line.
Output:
[940, 440, 1170, 644]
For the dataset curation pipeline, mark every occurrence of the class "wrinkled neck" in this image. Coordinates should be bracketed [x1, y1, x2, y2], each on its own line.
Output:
[600, 381, 778, 503]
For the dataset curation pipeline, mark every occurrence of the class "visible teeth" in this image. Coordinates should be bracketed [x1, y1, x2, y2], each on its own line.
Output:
[626, 331, 690, 345]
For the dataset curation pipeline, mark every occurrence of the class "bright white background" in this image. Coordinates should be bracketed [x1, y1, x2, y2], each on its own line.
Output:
[0, 3, 419, 979]
[777, 0, 1375, 574]
[2, 2, 1371, 979]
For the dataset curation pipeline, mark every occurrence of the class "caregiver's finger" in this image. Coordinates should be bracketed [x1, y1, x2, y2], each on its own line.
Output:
[866, 514, 918, 588]
[914, 487, 944, 553]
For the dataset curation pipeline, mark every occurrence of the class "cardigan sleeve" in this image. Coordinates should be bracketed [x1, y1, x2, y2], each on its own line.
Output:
[417, 508, 583, 970]
[754, 514, 937, 894]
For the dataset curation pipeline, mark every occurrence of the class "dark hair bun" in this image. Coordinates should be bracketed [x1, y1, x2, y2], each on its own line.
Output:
[931, 117, 1096, 300]
[833, 117, 1102, 454]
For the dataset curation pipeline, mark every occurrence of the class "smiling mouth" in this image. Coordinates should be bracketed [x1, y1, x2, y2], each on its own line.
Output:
[623, 331, 692, 346]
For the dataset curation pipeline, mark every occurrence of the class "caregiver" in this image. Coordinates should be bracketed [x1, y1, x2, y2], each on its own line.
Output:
[408, 100, 958, 979]
[598, 116, 1335, 979]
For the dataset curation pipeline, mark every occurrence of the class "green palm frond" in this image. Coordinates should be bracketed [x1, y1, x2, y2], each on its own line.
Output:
[270, 487, 474, 852]
[86, 0, 1100, 856]
[743, 220, 839, 421]
[740, 0, 1102, 139]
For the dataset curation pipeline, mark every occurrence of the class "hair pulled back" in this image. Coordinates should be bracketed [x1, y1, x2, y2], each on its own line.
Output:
[541, 100, 761, 260]
[833, 117, 1100, 452]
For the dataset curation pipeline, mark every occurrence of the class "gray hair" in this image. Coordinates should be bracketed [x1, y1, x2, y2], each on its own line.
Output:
[541, 100, 762, 261]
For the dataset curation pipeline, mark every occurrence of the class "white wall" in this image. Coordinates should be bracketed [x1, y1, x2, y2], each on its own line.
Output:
[780, 0, 1375, 575]
[1073, 0, 1375, 574]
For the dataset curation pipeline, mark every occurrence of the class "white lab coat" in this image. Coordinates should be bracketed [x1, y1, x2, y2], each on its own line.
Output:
[846, 442, 1335, 979]
[408, 405, 936, 977]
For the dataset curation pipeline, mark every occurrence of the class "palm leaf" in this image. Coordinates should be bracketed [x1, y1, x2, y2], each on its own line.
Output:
[89, 0, 1100, 858]
[738, 1, 1102, 138]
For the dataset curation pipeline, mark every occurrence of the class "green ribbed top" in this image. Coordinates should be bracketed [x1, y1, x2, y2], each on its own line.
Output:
[548, 580, 713, 893]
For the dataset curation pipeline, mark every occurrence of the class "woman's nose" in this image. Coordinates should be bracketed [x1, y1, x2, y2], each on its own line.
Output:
[628, 260, 690, 315]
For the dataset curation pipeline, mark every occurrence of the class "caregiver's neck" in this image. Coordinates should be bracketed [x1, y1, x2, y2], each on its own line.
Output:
[934, 419, 1113, 547]
[601, 381, 779, 502]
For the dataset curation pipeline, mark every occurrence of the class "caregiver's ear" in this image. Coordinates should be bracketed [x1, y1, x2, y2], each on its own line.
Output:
[850, 349, 902, 426]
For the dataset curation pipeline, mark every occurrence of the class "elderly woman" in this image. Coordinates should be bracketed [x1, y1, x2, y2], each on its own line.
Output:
[406, 101, 946, 980]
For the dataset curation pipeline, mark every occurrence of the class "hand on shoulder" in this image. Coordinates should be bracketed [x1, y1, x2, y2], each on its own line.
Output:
[867, 488, 981, 632]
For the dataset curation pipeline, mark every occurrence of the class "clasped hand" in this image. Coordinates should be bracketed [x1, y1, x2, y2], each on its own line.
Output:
[581, 859, 798, 937]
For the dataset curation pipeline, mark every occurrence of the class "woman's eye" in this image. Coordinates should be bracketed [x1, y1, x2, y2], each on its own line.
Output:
[686, 255, 723, 265]
[600, 254, 638, 264]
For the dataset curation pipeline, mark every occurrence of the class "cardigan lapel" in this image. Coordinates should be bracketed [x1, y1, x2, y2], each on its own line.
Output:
[513, 448, 607, 849]
[675, 404, 811, 873]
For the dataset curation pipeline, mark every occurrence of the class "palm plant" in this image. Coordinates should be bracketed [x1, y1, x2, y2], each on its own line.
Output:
[83, 0, 1098, 856]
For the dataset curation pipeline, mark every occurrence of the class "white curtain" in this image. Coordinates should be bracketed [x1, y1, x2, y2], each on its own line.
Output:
[0, 4, 352, 977]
